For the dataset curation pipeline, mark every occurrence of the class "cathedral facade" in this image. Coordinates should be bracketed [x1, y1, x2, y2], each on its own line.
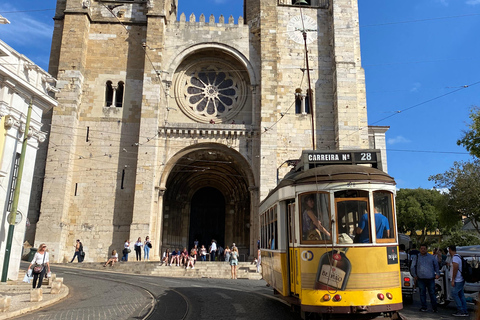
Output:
[29, 0, 388, 262]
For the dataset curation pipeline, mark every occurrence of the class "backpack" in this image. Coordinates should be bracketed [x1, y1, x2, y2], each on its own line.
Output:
[456, 254, 480, 283]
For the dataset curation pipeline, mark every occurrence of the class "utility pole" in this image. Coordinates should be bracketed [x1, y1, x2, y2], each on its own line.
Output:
[1, 98, 33, 282]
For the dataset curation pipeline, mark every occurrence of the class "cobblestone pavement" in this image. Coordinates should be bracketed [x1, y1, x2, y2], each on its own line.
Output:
[13, 268, 154, 320]
[10, 264, 479, 320]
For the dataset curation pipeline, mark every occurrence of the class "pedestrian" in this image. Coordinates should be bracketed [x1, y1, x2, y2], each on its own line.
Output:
[28, 243, 51, 289]
[217, 245, 224, 261]
[209, 239, 217, 261]
[200, 245, 207, 261]
[121, 239, 130, 261]
[257, 248, 261, 273]
[224, 246, 231, 263]
[194, 239, 199, 248]
[180, 247, 188, 266]
[69, 239, 82, 263]
[134, 237, 143, 261]
[144, 236, 152, 261]
[230, 246, 239, 279]
[104, 250, 118, 267]
[410, 244, 439, 313]
[448, 245, 469, 317]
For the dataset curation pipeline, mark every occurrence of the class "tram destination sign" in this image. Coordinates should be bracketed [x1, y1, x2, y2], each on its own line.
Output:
[296, 150, 380, 171]
[308, 152, 377, 164]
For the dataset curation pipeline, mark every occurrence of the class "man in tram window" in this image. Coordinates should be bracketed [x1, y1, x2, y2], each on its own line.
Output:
[302, 194, 331, 241]
[356, 205, 390, 243]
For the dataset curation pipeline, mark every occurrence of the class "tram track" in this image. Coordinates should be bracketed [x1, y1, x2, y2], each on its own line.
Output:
[61, 267, 191, 320]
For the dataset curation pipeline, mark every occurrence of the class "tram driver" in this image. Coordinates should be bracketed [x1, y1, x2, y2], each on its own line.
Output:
[302, 194, 331, 241]
[355, 204, 390, 243]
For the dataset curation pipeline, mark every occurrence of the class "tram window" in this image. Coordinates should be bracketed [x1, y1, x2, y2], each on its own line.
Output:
[288, 202, 295, 243]
[373, 191, 395, 242]
[336, 199, 370, 243]
[300, 192, 331, 243]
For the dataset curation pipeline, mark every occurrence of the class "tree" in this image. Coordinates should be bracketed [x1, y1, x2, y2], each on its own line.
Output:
[429, 159, 480, 235]
[396, 188, 449, 244]
[457, 106, 480, 158]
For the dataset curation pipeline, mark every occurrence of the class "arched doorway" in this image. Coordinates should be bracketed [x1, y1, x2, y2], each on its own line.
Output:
[189, 187, 225, 250]
[160, 146, 253, 258]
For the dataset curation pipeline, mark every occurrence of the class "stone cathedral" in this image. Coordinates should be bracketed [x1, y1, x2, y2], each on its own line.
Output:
[28, 0, 388, 262]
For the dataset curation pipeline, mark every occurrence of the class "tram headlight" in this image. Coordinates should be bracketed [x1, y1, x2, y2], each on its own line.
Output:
[377, 293, 385, 301]
[322, 294, 331, 301]
[386, 293, 393, 300]
[333, 294, 342, 302]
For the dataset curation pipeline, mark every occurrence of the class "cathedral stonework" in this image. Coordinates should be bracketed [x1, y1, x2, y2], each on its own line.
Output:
[29, 0, 388, 262]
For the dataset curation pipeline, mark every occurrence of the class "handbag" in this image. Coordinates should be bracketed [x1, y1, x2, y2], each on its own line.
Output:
[147, 242, 152, 249]
[33, 253, 46, 274]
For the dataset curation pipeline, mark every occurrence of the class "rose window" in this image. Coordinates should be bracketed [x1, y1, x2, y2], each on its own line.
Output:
[175, 61, 247, 123]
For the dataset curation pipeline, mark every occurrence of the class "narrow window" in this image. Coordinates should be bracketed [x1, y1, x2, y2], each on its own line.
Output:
[116, 81, 124, 108]
[105, 81, 113, 107]
[74, 183, 78, 196]
[121, 169, 125, 189]
[86, 126, 89, 142]
[295, 88, 303, 114]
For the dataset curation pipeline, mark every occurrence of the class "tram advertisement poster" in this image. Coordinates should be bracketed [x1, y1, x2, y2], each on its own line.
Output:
[315, 249, 351, 291]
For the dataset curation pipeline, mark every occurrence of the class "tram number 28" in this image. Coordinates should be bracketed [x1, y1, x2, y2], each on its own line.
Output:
[360, 153, 372, 161]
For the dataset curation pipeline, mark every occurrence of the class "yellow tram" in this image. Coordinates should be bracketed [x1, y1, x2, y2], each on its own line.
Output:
[259, 150, 402, 319]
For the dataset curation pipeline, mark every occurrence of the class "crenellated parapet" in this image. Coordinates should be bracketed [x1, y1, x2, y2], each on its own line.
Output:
[173, 12, 244, 26]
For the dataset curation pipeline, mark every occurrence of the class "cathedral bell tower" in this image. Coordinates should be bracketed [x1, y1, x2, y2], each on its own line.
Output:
[244, 0, 369, 197]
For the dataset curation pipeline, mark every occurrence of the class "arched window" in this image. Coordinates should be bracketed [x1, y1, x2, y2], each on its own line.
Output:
[115, 81, 124, 108]
[105, 81, 113, 107]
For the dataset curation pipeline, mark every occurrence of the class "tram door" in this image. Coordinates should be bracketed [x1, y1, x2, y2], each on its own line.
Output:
[287, 201, 300, 296]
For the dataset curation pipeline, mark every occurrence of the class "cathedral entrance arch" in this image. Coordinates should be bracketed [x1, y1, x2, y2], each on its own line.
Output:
[160, 144, 254, 259]
[189, 187, 225, 251]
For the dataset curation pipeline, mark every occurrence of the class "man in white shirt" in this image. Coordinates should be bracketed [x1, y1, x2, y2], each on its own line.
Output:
[209, 240, 217, 262]
[448, 245, 468, 317]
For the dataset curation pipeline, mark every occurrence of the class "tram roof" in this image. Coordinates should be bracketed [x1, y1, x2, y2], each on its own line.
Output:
[277, 164, 396, 189]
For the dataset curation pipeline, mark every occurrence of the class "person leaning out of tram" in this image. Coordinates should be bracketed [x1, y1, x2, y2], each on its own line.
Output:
[302, 195, 331, 240]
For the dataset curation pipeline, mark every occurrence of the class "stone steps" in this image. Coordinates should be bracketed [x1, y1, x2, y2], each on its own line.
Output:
[54, 261, 262, 280]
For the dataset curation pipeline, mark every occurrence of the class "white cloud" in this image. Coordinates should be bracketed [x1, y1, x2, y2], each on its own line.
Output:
[387, 136, 411, 145]
[410, 82, 422, 93]
[466, 0, 480, 5]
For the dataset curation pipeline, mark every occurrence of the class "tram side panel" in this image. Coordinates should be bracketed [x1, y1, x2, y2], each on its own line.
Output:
[261, 250, 290, 296]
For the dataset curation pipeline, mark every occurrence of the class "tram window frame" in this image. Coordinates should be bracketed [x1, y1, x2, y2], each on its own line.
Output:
[372, 191, 395, 243]
[335, 197, 370, 244]
[288, 202, 296, 244]
[260, 205, 278, 250]
[299, 192, 332, 244]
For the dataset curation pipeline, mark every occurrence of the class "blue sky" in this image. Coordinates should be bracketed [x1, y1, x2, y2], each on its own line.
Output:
[1, 0, 479, 189]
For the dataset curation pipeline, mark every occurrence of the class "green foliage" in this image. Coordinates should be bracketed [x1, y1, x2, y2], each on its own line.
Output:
[440, 230, 480, 248]
[429, 160, 480, 235]
[457, 106, 480, 158]
[396, 188, 451, 244]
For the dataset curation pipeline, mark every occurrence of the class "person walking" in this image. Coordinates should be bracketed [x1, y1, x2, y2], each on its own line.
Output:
[448, 245, 469, 317]
[134, 237, 143, 261]
[411, 244, 440, 313]
[230, 246, 239, 279]
[28, 243, 51, 289]
[224, 246, 231, 263]
[144, 236, 152, 261]
[209, 239, 217, 262]
[69, 239, 82, 263]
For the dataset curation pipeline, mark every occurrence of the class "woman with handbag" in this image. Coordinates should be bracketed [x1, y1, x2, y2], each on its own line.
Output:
[28, 243, 50, 289]
[144, 236, 152, 261]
